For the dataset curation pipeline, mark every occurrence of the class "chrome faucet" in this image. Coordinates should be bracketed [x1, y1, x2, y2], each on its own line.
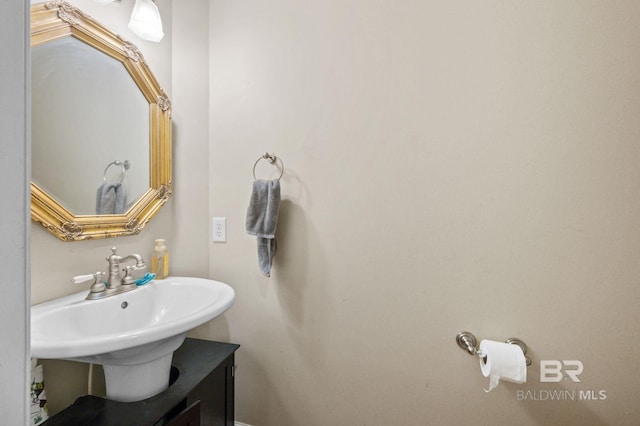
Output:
[72, 247, 147, 300]
[106, 247, 146, 289]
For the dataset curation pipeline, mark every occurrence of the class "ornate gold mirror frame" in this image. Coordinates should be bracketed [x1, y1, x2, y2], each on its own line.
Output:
[31, 1, 171, 241]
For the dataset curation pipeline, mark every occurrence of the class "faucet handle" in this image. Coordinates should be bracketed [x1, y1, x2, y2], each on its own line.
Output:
[73, 272, 107, 297]
[72, 274, 94, 284]
[72, 272, 104, 285]
[122, 266, 137, 286]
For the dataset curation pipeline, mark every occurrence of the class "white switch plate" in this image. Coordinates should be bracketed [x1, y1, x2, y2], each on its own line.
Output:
[213, 217, 226, 242]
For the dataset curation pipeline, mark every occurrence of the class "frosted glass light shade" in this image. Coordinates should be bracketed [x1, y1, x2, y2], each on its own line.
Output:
[128, 0, 164, 42]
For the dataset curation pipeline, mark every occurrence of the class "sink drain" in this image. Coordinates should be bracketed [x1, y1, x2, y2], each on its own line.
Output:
[121, 301, 128, 309]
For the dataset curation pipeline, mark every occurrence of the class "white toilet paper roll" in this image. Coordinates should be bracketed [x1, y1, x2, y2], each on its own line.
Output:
[478, 339, 527, 392]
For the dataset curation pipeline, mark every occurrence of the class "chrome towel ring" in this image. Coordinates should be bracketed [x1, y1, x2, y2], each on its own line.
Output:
[252, 152, 284, 181]
[103, 160, 130, 183]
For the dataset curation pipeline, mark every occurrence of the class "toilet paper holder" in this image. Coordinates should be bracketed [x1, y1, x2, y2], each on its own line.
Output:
[456, 331, 532, 366]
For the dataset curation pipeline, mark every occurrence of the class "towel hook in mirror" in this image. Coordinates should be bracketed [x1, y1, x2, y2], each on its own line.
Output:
[103, 160, 130, 183]
[253, 152, 284, 181]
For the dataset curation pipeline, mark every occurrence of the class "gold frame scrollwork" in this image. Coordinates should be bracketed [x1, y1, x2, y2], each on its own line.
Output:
[30, 1, 172, 241]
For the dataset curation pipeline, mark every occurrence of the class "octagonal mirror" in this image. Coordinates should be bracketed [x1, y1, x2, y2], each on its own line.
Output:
[31, 1, 172, 241]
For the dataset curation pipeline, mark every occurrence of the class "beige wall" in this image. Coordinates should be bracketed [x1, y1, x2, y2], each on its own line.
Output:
[29, 0, 640, 424]
[205, 1, 640, 425]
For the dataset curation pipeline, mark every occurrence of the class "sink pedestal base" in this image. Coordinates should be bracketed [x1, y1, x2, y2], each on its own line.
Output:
[103, 352, 174, 402]
[69, 333, 188, 403]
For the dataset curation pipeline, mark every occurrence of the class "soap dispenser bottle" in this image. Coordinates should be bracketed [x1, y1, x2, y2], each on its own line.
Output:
[151, 239, 169, 280]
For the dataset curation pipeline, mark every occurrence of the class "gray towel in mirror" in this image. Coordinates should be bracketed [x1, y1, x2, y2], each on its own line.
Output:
[246, 179, 281, 277]
[96, 182, 125, 215]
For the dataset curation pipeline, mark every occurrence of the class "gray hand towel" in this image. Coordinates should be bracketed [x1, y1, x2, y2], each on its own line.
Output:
[246, 179, 281, 277]
[96, 182, 125, 214]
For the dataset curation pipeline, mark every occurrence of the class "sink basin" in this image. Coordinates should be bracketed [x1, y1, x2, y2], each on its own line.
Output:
[31, 276, 235, 402]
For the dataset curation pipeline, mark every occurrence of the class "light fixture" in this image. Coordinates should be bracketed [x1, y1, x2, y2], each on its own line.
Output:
[128, 0, 164, 42]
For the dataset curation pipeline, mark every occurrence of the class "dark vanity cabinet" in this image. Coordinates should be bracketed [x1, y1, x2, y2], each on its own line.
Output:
[43, 339, 239, 426]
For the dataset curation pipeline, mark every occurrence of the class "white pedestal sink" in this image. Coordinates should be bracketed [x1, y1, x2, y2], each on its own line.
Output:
[31, 277, 235, 402]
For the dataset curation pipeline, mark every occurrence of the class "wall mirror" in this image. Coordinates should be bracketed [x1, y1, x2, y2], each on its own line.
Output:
[31, 1, 171, 241]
